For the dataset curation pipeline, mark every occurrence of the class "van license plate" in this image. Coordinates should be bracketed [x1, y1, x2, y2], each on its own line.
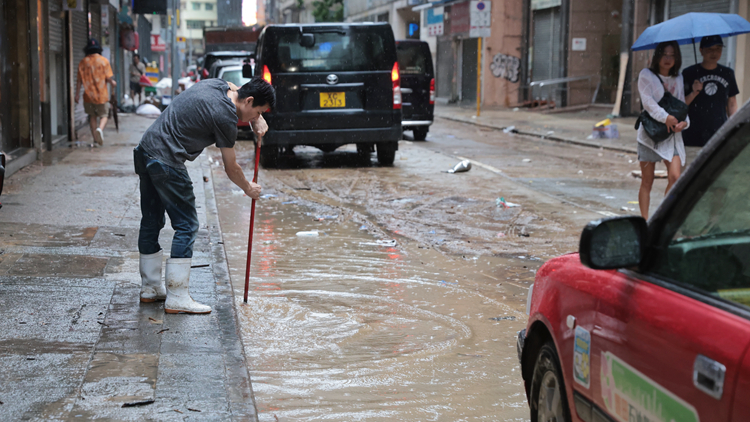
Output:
[320, 92, 345, 108]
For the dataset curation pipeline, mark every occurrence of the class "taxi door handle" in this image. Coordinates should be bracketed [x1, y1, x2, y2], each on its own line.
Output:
[694, 354, 726, 400]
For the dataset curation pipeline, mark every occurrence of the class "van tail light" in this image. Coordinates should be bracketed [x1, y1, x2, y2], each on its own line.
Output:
[202, 68, 208, 78]
[263, 65, 272, 85]
[429, 78, 435, 105]
[392, 62, 401, 110]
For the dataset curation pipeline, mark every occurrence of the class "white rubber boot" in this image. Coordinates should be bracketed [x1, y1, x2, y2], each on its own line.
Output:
[164, 258, 212, 314]
[140, 250, 166, 303]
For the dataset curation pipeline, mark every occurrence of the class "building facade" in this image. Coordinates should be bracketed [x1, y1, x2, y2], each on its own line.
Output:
[0, 0, 125, 176]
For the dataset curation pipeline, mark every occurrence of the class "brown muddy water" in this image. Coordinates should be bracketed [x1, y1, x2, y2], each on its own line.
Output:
[208, 146, 537, 421]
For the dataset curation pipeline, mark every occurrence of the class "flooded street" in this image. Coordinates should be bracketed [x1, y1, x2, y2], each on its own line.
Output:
[206, 119, 644, 421]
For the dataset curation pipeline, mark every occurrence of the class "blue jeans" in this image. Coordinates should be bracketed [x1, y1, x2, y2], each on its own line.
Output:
[134, 145, 199, 258]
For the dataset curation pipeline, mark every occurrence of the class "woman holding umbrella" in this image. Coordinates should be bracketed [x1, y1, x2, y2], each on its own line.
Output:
[636, 41, 690, 220]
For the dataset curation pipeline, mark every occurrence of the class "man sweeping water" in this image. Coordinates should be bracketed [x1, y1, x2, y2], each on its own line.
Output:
[134, 77, 275, 314]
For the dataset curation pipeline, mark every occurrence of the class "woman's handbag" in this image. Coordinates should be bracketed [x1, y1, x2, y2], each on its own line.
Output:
[634, 70, 689, 144]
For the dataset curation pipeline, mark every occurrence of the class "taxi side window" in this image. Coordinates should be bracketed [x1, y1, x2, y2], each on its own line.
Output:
[651, 128, 750, 307]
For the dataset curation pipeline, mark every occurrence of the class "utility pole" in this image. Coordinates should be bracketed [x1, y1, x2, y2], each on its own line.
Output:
[170, 0, 179, 102]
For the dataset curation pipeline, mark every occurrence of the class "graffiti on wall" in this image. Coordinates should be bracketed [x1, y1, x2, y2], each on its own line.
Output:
[490, 53, 520, 83]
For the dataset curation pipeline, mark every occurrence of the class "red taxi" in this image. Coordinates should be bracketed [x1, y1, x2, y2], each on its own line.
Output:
[517, 101, 750, 422]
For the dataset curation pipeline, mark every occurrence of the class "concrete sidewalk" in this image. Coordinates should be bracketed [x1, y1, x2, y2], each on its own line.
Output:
[435, 103, 640, 154]
[0, 115, 257, 420]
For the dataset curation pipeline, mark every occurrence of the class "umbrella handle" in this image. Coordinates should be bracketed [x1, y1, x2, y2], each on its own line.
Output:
[243, 138, 261, 304]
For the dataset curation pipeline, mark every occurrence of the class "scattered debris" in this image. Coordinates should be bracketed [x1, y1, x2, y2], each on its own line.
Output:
[26, 357, 36, 360]
[122, 399, 155, 408]
[457, 353, 484, 357]
[359, 239, 397, 247]
[156, 328, 169, 334]
[173, 409, 183, 414]
[628, 201, 639, 204]
[112, 233, 126, 237]
[203, 176, 209, 182]
[135, 104, 161, 118]
[359, 225, 368, 231]
[521, 158, 531, 163]
[577, 170, 584, 174]
[190, 264, 210, 268]
[188, 408, 202, 412]
[503, 126, 517, 133]
[445, 160, 472, 174]
[496, 197, 520, 208]
[496, 232, 505, 238]
[489, 316, 516, 321]
[260, 194, 278, 199]
[313, 215, 338, 221]
[96, 321, 109, 327]
[281, 201, 298, 205]
[296, 231, 320, 237]
[263, 240, 274, 245]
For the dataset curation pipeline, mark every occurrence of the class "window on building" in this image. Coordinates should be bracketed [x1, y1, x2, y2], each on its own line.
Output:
[191, 2, 201, 10]
[205, 3, 214, 10]
[187, 20, 205, 29]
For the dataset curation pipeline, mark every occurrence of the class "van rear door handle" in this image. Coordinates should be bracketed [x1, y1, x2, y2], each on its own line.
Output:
[400, 88, 413, 94]
[693, 354, 725, 399]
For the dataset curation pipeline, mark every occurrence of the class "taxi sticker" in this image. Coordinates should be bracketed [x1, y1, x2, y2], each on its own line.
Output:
[573, 326, 591, 388]
[717, 288, 750, 307]
[601, 352, 699, 422]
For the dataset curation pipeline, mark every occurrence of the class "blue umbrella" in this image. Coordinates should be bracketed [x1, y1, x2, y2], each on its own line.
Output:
[631, 12, 750, 51]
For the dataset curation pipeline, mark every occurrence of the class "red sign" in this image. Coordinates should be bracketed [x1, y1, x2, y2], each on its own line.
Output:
[151, 34, 166, 52]
[451, 1, 470, 34]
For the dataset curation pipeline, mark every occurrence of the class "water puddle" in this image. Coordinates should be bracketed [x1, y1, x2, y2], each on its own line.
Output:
[212, 163, 532, 421]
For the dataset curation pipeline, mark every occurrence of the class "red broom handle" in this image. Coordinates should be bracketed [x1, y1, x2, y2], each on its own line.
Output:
[243, 138, 261, 303]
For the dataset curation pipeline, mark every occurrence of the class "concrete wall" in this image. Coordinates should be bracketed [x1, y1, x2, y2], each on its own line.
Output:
[736, 0, 750, 107]
[482, 0, 524, 107]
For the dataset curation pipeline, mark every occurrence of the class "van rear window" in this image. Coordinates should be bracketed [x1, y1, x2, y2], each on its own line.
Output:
[265, 27, 395, 73]
[396, 43, 433, 76]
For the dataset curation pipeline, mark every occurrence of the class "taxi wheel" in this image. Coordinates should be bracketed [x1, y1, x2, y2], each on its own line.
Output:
[530, 341, 571, 422]
[376, 142, 396, 165]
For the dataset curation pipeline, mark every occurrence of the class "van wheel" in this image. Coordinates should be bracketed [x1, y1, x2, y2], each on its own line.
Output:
[413, 127, 428, 141]
[530, 341, 571, 422]
[259, 146, 279, 168]
[376, 142, 396, 165]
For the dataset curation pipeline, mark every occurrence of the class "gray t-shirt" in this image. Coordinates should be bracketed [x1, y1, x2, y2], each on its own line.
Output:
[139, 78, 237, 169]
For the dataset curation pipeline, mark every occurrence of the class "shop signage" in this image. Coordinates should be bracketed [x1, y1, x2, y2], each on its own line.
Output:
[426, 7, 444, 36]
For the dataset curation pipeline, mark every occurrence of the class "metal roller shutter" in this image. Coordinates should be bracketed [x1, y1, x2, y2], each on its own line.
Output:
[669, 0, 731, 68]
[49, 0, 63, 53]
[436, 38, 453, 98]
[531, 6, 563, 102]
[72, 10, 88, 129]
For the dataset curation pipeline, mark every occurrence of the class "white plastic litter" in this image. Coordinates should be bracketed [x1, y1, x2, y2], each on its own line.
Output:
[296, 231, 320, 237]
[155, 78, 172, 89]
[136, 104, 161, 118]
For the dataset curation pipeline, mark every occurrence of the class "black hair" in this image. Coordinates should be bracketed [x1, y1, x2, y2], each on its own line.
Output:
[134, 54, 140, 59]
[649, 41, 682, 77]
[238, 77, 276, 109]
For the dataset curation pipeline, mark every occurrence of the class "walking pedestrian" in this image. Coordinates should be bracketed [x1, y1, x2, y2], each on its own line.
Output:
[636, 41, 690, 220]
[681, 35, 740, 161]
[134, 77, 275, 314]
[129, 54, 147, 105]
[74, 39, 116, 146]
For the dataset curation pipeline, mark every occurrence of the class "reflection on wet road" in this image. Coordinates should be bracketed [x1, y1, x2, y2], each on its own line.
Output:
[209, 148, 531, 421]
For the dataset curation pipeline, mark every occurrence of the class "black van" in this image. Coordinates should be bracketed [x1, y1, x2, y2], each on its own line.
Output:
[248, 23, 402, 166]
[396, 40, 434, 141]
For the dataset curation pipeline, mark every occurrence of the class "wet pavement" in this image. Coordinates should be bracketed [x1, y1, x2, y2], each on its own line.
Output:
[0, 115, 256, 421]
[0, 109, 683, 421]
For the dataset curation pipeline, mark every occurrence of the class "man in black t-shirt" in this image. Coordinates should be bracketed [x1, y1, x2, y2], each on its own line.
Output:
[682, 35, 740, 150]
